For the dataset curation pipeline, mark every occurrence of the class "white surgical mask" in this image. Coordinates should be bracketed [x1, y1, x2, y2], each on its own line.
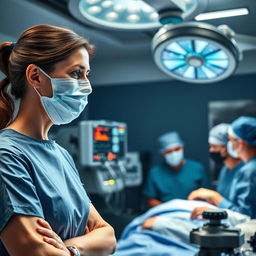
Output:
[227, 141, 238, 158]
[35, 67, 92, 125]
[165, 149, 184, 166]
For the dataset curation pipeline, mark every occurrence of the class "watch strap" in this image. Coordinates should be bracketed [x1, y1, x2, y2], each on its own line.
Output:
[67, 246, 81, 256]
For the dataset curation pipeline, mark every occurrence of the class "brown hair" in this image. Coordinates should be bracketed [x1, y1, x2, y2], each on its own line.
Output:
[0, 24, 95, 129]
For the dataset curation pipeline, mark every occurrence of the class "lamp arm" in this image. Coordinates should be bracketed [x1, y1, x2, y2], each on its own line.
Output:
[235, 34, 256, 52]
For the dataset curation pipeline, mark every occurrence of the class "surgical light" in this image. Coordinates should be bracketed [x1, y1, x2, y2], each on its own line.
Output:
[68, 0, 160, 30]
[68, 0, 202, 30]
[143, 0, 256, 83]
[195, 8, 249, 21]
[152, 22, 240, 83]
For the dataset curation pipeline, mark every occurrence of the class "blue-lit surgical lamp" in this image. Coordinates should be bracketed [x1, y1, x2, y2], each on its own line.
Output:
[144, 0, 256, 84]
[152, 22, 240, 83]
[68, 0, 206, 31]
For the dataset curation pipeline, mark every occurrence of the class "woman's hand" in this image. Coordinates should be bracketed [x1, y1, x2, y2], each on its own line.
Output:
[36, 219, 71, 255]
[187, 188, 223, 206]
[190, 207, 215, 220]
[141, 216, 158, 230]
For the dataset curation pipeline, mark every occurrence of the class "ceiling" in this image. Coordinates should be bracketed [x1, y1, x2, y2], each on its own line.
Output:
[0, 0, 256, 86]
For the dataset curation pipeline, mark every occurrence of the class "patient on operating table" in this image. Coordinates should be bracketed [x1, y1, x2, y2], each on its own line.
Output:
[141, 202, 250, 244]
[113, 199, 254, 256]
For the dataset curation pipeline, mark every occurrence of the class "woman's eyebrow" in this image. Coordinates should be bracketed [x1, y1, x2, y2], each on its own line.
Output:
[69, 64, 87, 70]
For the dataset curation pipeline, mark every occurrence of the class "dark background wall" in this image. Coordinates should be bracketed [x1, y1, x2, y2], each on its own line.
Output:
[86, 73, 256, 174]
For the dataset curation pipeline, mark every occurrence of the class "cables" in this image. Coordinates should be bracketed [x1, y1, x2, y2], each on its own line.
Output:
[103, 161, 126, 215]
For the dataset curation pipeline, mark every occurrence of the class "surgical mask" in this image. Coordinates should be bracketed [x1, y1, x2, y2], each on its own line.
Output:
[35, 67, 92, 125]
[210, 152, 226, 164]
[227, 141, 238, 158]
[165, 150, 184, 166]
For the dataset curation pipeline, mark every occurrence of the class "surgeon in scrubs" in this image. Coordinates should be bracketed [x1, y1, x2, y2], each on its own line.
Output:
[144, 131, 209, 208]
[190, 117, 256, 218]
[188, 123, 243, 218]
[0, 25, 116, 255]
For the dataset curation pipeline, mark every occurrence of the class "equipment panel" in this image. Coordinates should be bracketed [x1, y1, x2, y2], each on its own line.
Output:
[79, 120, 127, 166]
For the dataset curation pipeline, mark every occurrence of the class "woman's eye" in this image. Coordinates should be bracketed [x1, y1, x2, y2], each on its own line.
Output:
[70, 70, 83, 79]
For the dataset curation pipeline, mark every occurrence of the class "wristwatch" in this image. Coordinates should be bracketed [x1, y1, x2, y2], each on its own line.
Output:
[67, 246, 81, 256]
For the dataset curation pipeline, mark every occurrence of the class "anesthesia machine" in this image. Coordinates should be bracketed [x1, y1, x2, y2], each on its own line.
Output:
[54, 120, 142, 213]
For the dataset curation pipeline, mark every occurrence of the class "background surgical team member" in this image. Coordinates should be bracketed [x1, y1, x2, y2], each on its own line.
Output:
[189, 117, 256, 218]
[144, 131, 209, 208]
[0, 25, 116, 255]
[189, 123, 243, 218]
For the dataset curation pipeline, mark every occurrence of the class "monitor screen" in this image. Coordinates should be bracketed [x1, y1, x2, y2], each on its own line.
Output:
[79, 120, 127, 166]
[93, 125, 126, 162]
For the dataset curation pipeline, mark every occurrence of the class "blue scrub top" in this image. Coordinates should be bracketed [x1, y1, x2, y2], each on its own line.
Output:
[217, 162, 243, 200]
[143, 159, 210, 202]
[0, 129, 90, 255]
[218, 157, 256, 218]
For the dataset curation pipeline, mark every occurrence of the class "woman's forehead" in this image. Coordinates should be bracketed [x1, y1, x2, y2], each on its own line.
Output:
[54, 48, 90, 71]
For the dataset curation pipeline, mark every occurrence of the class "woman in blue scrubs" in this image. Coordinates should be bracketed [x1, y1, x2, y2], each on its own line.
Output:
[189, 117, 256, 218]
[0, 25, 116, 255]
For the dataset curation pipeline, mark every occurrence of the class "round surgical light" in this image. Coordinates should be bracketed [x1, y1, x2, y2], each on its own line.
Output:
[68, 0, 199, 31]
[152, 22, 240, 83]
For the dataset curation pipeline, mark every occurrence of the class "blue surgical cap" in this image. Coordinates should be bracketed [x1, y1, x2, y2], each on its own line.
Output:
[208, 123, 230, 146]
[158, 131, 184, 153]
[230, 116, 256, 146]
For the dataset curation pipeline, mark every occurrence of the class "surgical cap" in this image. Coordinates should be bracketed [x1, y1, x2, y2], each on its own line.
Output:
[158, 131, 184, 153]
[208, 123, 230, 146]
[229, 116, 256, 146]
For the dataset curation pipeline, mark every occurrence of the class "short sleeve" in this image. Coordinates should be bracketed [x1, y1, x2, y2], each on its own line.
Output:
[0, 148, 44, 232]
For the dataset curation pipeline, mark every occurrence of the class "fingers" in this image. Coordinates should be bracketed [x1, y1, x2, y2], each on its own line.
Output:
[43, 237, 64, 249]
[37, 227, 62, 244]
[36, 220, 70, 254]
[188, 188, 209, 201]
[85, 225, 90, 234]
[37, 227, 56, 239]
[190, 208, 202, 220]
[190, 207, 214, 220]
[37, 218, 52, 230]
[187, 193, 194, 200]
[141, 217, 158, 230]
[39, 228, 70, 253]
[188, 190, 198, 200]
[191, 207, 206, 220]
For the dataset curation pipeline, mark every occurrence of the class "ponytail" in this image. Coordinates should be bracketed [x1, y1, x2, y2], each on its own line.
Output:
[0, 42, 14, 129]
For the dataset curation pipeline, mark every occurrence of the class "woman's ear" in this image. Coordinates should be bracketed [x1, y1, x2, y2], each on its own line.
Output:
[25, 64, 41, 89]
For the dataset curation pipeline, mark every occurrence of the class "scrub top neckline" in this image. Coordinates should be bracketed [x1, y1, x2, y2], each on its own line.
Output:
[1, 129, 56, 144]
